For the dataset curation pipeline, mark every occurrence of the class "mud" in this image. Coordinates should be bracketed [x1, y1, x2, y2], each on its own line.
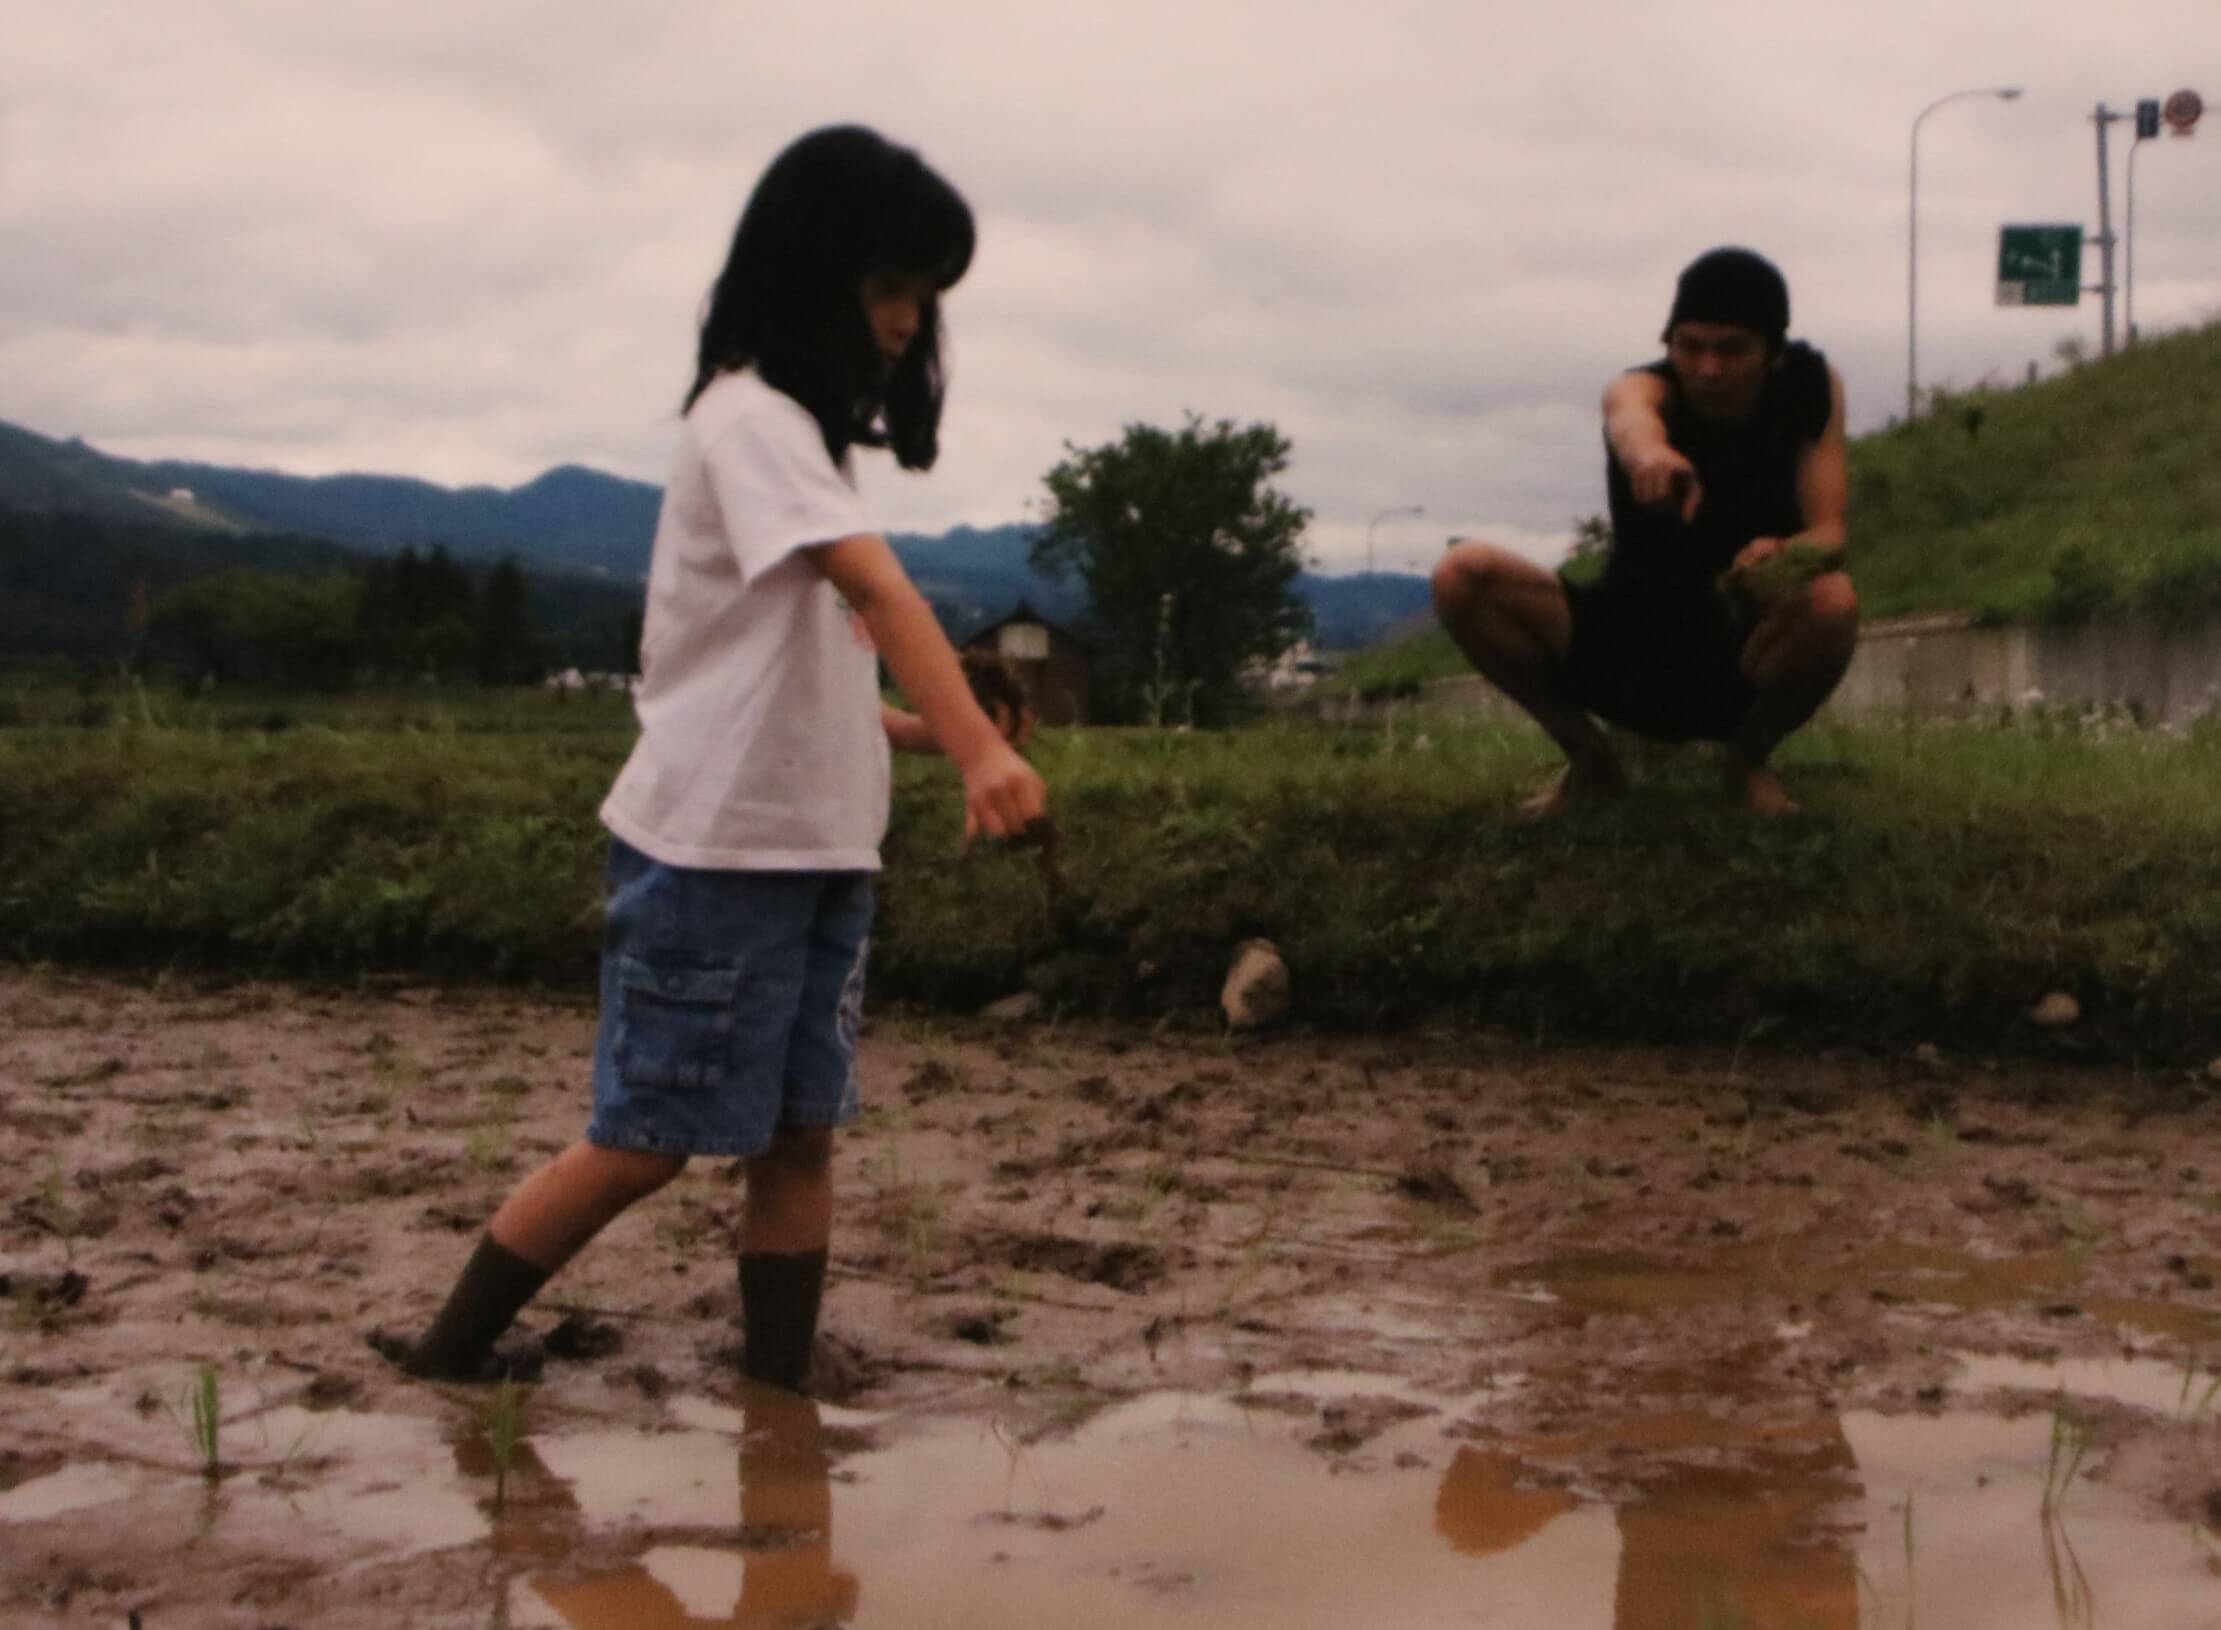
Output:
[3, 967, 2218, 1627]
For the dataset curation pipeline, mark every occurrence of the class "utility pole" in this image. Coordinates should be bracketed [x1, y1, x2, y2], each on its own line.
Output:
[2091, 102, 2128, 356]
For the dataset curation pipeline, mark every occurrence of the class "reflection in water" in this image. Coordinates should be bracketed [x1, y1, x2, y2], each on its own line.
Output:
[1437, 1415, 1860, 1630]
[522, 1387, 857, 1629]
[1607, 1420, 1858, 1630]
[1502, 1242, 2221, 1348]
[1433, 1449, 1577, 1557]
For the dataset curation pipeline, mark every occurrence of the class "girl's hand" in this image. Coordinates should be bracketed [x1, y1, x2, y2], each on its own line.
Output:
[958, 741, 1049, 847]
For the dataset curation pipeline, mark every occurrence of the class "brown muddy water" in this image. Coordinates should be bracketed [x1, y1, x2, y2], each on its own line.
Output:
[4, 969, 2219, 1627]
[4, 1342, 2216, 1628]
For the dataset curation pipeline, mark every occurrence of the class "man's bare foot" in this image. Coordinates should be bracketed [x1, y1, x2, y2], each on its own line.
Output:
[1520, 759, 1628, 819]
[1724, 764, 1800, 817]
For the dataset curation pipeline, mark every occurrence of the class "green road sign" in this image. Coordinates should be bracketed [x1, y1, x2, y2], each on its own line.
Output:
[1997, 224, 2083, 306]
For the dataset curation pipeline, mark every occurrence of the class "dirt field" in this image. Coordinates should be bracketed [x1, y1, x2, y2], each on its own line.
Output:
[4, 967, 2218, 1629]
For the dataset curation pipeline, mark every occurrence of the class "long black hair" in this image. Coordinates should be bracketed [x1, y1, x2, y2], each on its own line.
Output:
[686, 126, 974, 471]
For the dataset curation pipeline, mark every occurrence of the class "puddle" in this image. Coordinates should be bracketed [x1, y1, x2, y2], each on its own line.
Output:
[1500, 1240, 2221, 1346]
[1953, 1350, 2215, 1417]
[0, 1462, 140, 1522]
[501, 1377, 2214, 1630]
[0, 1388, 485, 1562]
[1843, 1409, 2221, 1629]
[9, 1363, 2213, 1628]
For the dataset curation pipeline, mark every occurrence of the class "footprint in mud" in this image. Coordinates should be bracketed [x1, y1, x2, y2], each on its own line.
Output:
[1006, 1234, 1180, 1292]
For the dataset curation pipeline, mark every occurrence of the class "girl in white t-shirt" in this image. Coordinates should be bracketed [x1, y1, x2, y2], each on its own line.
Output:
[378, 126, 1047, 1393]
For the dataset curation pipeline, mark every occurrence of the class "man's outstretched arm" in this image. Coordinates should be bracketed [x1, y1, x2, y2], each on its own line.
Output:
[1603, 371, 1702, 521]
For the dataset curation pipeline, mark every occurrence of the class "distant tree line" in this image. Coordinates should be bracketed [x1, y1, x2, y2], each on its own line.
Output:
[0, 504, 642, 688]
[147, 548, 544, 689]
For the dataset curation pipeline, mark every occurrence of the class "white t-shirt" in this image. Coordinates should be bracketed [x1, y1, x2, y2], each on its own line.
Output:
[600, 369, 889, 870]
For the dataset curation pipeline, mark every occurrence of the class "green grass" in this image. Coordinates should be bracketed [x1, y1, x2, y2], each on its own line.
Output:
[1853, 320, 2221, 625]
[1324, 626, 1465, 702]
[0, 673, 637, 736]
[5, 695, 2221, 1061]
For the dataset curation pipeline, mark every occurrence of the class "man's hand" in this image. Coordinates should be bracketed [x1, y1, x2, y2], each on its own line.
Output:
[1721, 537, 1832, 614]
[1730, 536, 1786, 577]
[958, 739, 1048, 847]
[1626, 444, 1703, 522]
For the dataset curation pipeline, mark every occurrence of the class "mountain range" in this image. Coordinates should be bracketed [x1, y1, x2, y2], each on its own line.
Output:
[0, 417, 1432, 651]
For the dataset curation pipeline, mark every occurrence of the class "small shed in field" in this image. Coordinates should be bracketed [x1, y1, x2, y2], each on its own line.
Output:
[960, 602, 1092, 725]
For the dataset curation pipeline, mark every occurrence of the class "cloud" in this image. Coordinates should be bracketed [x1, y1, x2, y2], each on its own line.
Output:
[3, 0, 2215, 566]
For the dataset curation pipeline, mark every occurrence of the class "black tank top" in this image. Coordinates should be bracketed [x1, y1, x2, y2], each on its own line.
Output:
[1602, 341, 1833, 588]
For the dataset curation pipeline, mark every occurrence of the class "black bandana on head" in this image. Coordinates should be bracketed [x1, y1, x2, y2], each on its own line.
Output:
[1664, 247, 1790, 347]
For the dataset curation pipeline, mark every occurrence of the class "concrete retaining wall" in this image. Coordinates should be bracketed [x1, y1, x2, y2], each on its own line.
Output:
[1319, 614, 2221, 727]
[1831, 613, 2221, 726]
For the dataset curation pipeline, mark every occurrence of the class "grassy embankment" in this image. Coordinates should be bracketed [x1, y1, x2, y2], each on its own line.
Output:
[4, 682, 2218, 1064]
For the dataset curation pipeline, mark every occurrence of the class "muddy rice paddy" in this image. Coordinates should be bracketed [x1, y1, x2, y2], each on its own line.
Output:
[4, 968, 2218, 1628]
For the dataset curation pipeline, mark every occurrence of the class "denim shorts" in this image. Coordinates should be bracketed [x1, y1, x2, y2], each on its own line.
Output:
[585, 837, 874, 1160]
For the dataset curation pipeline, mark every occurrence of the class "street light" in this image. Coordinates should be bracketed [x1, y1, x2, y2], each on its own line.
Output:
[1366, 504, 1423, 577]
[1907, 85, 2022, 422]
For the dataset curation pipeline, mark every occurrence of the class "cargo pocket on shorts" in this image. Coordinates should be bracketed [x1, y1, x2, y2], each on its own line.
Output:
[613, 955, 742, 1092]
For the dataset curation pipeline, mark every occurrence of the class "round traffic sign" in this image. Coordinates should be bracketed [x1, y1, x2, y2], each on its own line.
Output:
[2163, 88, 2202, 134]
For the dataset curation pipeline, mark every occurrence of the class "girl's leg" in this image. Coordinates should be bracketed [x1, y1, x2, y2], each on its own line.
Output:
[398, 1141, 685, 1379]
[739, 1125, 834, 1391]
[490, 1142, 689, 1268]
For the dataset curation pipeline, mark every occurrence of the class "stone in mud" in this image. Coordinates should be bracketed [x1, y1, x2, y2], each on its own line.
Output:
[304, 1372, 362, 1410]
[0, 1269, 88, 1312]
[543, 1311, 623, 1362]
[948, 1309, 1014, 1345]
[1221, 940, 1291, 1031]
[2030, 991, 2080, 1028]
[980, 992, 1044, 1023]
[1395, 1163, 1475, 1212]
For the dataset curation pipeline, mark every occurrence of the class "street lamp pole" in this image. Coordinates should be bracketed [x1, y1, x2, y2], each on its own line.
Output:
[2126, 122, 2149, 345]
[1908, 85, 2022, 422]
[1366, 504, 1423, 577]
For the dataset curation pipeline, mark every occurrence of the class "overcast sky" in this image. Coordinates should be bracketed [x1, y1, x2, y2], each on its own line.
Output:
[4, 2, 2215, 571]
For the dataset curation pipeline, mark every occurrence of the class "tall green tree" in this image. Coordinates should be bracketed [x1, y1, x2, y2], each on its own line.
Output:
[148, 569, 360, 689]
[472, 556, 541, 684]
[1032, 416, 1311, 725]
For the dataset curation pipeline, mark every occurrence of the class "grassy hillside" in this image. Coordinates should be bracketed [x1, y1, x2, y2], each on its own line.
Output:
[1332, 320, 2221, 694]
[1852, 319, 2221, 623]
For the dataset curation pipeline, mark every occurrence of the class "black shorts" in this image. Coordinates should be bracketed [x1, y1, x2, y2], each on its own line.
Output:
[1562, 575, 1756, 743]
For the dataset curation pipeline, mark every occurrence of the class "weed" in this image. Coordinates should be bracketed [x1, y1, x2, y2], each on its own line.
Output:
[2181, 1354, 2221, 1424]
[180, 1364, 221, 1481]
[2041, 1394, 2091, 1516]
[486, 1379, 524, 1512]
[2058, 1205, 2109, 1283]
[25, 1163, 79, 1266]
